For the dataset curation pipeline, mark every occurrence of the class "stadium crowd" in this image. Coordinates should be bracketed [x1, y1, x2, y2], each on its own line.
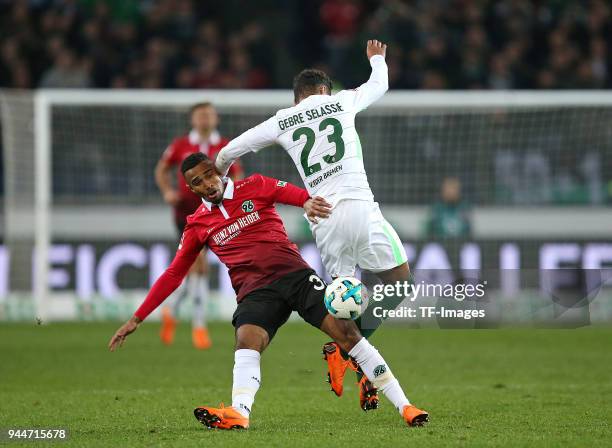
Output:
[0, 0, 610, 90]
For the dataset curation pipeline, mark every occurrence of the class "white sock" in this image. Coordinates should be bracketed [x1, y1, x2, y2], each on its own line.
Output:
[349, 337, 410, 414]
[231, 349, 261, 417]
[191, 275, 208, 328]
[171, 279, 188, 316]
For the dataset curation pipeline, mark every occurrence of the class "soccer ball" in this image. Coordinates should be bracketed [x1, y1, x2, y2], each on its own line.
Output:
[324, 277, 364, 320]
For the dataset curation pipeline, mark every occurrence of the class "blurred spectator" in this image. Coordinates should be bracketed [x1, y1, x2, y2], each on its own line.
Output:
[0, 0, 611, 90]
[0, 38, 31, 88]
[425, 177, 472, 240]
[193, 53, 223, 88]
[488, 55, 513, 89]
[590, 38, 608, 87]
[221, 50, 268, 89]
[39, 47, 91, 88]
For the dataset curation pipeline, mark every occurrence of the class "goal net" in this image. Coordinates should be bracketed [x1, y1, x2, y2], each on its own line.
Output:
[1, 90, 611, 323]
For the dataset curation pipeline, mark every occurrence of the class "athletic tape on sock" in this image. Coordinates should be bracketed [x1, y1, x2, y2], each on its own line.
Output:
[370, 366, 395, 389]
[232, 386, 258, 396]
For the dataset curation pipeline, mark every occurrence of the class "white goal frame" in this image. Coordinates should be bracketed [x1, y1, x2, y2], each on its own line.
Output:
[23, 89, 612, 319]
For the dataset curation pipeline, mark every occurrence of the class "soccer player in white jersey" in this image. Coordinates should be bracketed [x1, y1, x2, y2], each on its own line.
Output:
[215, 40, 414, 412]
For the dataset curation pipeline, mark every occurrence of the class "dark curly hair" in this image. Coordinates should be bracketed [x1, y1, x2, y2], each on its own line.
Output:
[293, 69, 332, 103]
[181, 152, 211, 176]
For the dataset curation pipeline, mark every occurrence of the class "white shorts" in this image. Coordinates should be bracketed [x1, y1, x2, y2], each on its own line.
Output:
[309, 199, 408, 277]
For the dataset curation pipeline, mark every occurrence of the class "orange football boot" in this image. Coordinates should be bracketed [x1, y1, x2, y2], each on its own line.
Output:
[192, 327, 212, 350]
[402, 404, 429, 427]
[160, 307, 177, 345]
[194, 404, 249, 430]
[357, 372, 380, 411]
[322, 342, 354, 396]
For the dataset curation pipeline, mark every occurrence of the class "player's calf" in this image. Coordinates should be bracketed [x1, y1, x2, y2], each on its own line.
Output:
[320, 315, 362, 353]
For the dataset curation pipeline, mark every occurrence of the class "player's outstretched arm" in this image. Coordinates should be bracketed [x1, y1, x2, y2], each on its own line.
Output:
[215, 117, 279, 176]
[108, 227, 202, 351]
[347, 40, 389, 112]
[154, 158, 180, 206]
[260, 175, 332, 221]
[156, 140, 184, 205]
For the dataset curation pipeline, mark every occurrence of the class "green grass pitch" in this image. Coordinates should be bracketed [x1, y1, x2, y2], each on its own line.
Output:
[1, 322, 611, 447]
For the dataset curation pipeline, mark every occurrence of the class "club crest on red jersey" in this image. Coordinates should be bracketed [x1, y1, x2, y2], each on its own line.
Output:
[241, 200, 255, 213]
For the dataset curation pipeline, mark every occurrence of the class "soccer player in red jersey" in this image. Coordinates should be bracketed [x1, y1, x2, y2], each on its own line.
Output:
[109, 153, 428, 430]
[154, 102, 243, 349]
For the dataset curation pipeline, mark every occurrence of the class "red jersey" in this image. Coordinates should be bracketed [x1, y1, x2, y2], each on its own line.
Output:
[161, 129, 243, 223]
[134, 174, 311, 321]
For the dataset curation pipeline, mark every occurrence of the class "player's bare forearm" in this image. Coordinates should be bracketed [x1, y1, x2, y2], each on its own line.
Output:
[366, 39, 387, 60]
[131, 233, 201, 322]
[304, 196, 332, 223]
[108, 316, 142, 352]
[154, 160, 179, 205]
[154, 159, 171, 192]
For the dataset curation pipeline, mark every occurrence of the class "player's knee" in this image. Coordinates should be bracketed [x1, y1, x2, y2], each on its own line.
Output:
[235, 324, 269, 353]
[377, 262, 410, 284]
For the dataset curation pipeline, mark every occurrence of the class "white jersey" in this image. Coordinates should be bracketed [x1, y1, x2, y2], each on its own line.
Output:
[216, 55, 389, 205]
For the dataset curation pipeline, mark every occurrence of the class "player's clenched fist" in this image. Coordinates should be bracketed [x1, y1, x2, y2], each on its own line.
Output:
[366, 39, 387, 59]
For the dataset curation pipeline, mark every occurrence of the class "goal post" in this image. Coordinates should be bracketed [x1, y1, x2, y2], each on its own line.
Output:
[34, 92, 52, 322]
[1, 89, 611, 323]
